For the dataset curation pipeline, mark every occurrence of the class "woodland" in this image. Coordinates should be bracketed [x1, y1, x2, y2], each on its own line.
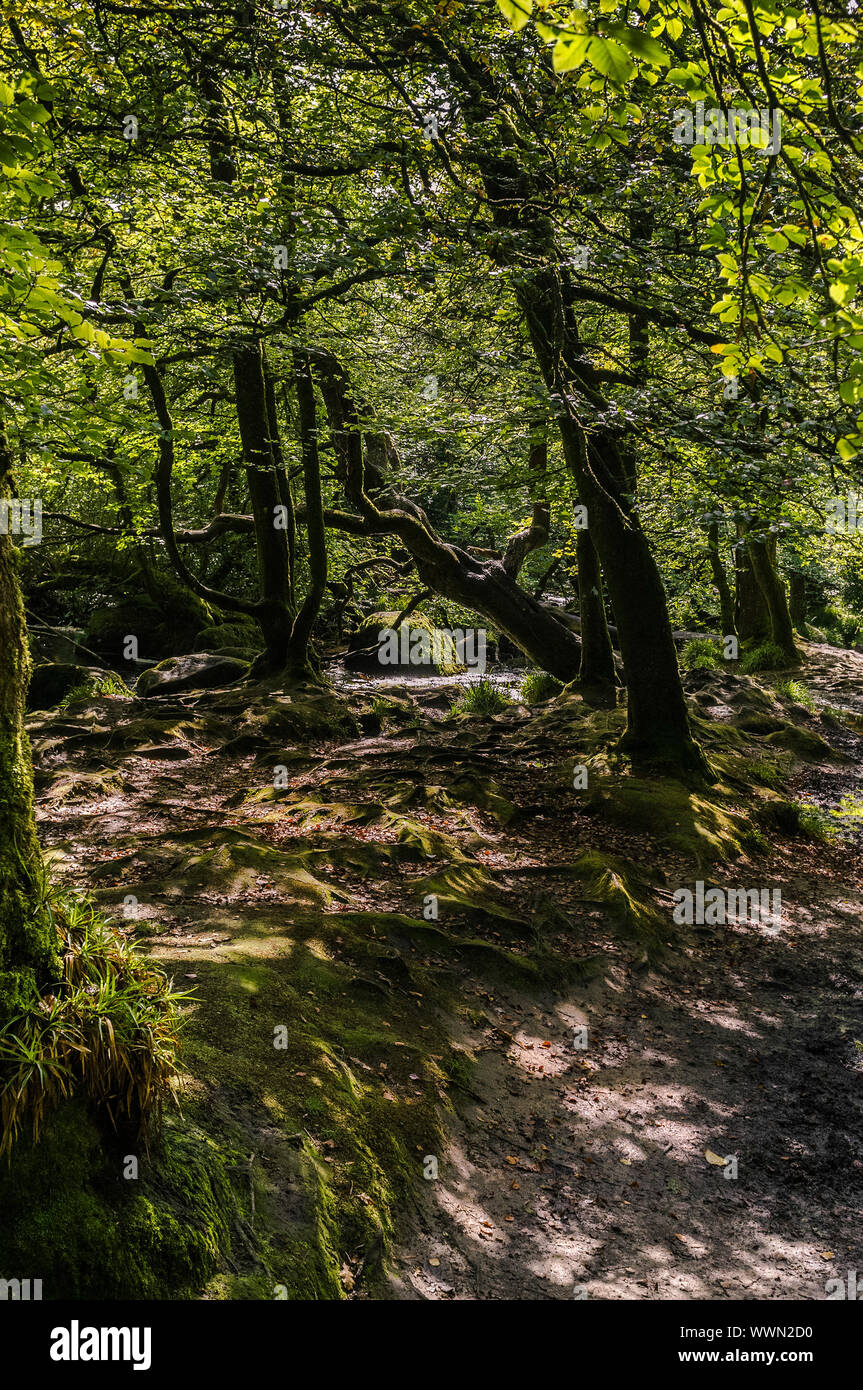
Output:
[0, 0, 862, 1303]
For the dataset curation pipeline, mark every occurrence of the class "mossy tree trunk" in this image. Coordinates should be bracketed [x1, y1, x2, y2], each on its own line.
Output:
[788, 569, 807, 632]
[706, 522, 737, 640]
[575, 527, 617, 689]
[0, 427, 57, 1023]
[232, 342, 295, 673]
[515, 267, 708, 775]
[747, 529, 800, 665]
[734, 521, 770, 640]
[285, 349, 327, 678]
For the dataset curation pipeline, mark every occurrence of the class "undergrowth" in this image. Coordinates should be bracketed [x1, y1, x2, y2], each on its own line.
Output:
[59, 671, 131, 708]
[0, 882, 185, 1158]
[452, 677, 510, 715]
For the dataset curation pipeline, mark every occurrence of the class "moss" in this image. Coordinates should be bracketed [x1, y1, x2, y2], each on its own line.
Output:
[346, 611, 464, 676]
[0, 518, 58, 1022]
[764, 724, 838, 759]
[136, 900, 459, 1300]
[569, 851, 669, 961]
[0, 1103, 236, 1298]
[583, 776, 751, 863]
[194, 622, 263, 653]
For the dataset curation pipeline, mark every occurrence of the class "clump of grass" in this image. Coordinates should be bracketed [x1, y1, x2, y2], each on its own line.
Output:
[521, 671, 563, 704]
[0, 887, 186, 1158]
[775, 677, 814, 710]
[740, 641, 790, 673]
[453, 678, 510, 716]
[797, 804, 840, 841]
[680, 637, 723, 671]
[369, 695, 392, 724]
[59, 672, 131, 709]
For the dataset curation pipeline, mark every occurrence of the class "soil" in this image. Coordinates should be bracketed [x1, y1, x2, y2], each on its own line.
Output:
[29, 641, 863, 1300]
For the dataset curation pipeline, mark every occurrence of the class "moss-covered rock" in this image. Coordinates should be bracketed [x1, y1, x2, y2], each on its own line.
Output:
[26, 663, 105, 711]
[193, 622, 263, 654]
[86, 583, 213, 663]
[345, 612, 464, 676]
[138, 653, 249, 699]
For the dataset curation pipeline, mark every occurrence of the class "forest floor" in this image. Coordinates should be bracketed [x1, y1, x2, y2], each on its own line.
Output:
[29, 640, 863, 1301]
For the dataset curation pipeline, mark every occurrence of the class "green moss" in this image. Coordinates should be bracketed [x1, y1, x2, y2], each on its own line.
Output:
[194, 622, 263, 653]
[583, 776, 750, 863]
[0, 1104, 236, 1298]
[764, 724, 837, 759]
[569, 851, 668, 961]
[347, 611, 464, 676]
[138, 901, 458, 1300]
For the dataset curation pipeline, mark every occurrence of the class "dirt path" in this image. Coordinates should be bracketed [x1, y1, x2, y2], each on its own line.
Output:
[389, 646, 863, 1300]
[28, 645, 863, 1301]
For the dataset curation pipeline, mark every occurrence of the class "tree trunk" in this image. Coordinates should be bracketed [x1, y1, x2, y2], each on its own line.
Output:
[788, 569, 807, 632]
[747, 530, 800, 665]
[575, 527, 617, 689]
[516, 270, 708, 775]
[706, 522, 737, 640]
[286, 350, 327, 676]
[0, 427, 57, 1024]
[232, 342, 294, 672]
[734, 521, 770, 640]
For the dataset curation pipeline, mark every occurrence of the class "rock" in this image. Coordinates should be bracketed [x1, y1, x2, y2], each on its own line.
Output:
[85, 583, 213, 662]
[27, 663, 104, 711]
[137, 653, 249, 698]
[193, 622, 262, 654]
[212, 645, 261, 662]
[345, 611, 464, 675]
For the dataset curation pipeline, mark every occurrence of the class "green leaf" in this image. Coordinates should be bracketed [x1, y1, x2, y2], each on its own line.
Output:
[605, 21, 670, 67]
[496, 0, 533, 32]
[586, 37, 635, 84]
[553, 35, 590, 72]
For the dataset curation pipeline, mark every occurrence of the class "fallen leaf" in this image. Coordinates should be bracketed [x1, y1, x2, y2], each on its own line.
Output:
[705, 1149, 727, 1166]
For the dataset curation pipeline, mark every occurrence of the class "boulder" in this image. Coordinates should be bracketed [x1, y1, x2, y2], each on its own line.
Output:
[85, 583, 213, 662]
[345, 611, 463, 675]
[193, 622, 262, 654]
[27, 663, 104, 711]
[137, 653, 249, 699]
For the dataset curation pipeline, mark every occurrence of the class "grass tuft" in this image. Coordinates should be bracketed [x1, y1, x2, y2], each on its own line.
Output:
[452, 677, 510, 716]
[0, 885, 185, 1158]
